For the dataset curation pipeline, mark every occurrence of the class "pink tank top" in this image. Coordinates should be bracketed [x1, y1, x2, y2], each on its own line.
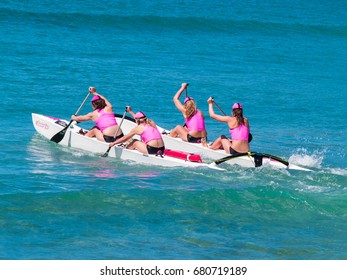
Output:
[140, 124, 163, 143]
[185, 110, 206, 131]
[95, 109, 117, 132]
[229, 124, 249, 141]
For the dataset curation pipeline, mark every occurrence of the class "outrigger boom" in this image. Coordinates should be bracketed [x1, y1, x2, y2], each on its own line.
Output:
[212, 152, 310, 171]
[214, 152, 289, 167]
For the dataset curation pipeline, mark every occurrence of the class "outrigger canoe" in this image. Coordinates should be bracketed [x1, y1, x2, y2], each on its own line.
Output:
[31, 113, 224, 170]
[115, 114, 311, 171]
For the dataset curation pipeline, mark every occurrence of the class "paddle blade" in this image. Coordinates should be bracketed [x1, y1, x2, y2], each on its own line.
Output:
[50, 127, 68, 143]
[102, 147, 111, 157]
[50, 120, 73, 143]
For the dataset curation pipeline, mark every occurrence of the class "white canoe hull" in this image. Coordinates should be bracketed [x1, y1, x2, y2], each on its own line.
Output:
[31, 113, 223, 170]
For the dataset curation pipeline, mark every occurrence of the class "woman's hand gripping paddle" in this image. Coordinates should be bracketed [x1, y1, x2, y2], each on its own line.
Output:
[102, 108, 127, 157]
[50, 91, 92, 143]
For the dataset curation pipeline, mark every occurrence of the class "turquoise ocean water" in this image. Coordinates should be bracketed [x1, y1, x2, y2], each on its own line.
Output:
[1, 0, 346, 260]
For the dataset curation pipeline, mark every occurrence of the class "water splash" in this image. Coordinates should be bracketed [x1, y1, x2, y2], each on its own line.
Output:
[289, 148, 324, 168]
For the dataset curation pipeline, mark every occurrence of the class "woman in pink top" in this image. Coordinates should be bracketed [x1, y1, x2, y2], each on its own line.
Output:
[169, 83, 207, 145]
[71, 87, 124, 142]
[207, 98, 250, 154]
[109, 107, 165, 155]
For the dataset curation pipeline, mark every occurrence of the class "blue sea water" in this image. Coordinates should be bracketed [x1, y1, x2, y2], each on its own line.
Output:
[0, 0, 346, 260]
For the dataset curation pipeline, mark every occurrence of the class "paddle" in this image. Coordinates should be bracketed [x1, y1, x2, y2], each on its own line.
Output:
[182, 83, 190, 128]
[211, 97, 226, 115]
[50, 92, 92, 143]
[102, 108, 127, 157]
[211, 97, 253, 143]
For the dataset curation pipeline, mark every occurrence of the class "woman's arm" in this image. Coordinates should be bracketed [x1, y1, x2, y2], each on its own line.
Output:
[71, 112, 94, 122]
[97, 93, 112, 109]
[89, 86, 113, 110]
[173, 83, 188, 114]
[109, 126, 140, 146]
[207, 98, 229, 123]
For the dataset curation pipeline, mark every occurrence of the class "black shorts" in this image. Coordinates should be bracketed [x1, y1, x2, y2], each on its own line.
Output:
[229, 147, 240, 155]
[147, 145, 165, 155]
[187, 134, 203, 143]
[103, 133, 124, 143]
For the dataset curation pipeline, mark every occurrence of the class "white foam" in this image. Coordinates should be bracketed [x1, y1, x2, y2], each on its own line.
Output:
[326, 168, 347, 176]
[289, 148, 324, 168]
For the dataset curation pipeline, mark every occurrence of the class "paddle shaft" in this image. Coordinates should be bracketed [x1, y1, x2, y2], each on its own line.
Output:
[64, 91, 93, 129]
[74, 92, 92, 116]
[182, 84, 189, 127]
[212, 99, 227, 116]
[102, 109, 127, 157]
[113, 109, 127, 138]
